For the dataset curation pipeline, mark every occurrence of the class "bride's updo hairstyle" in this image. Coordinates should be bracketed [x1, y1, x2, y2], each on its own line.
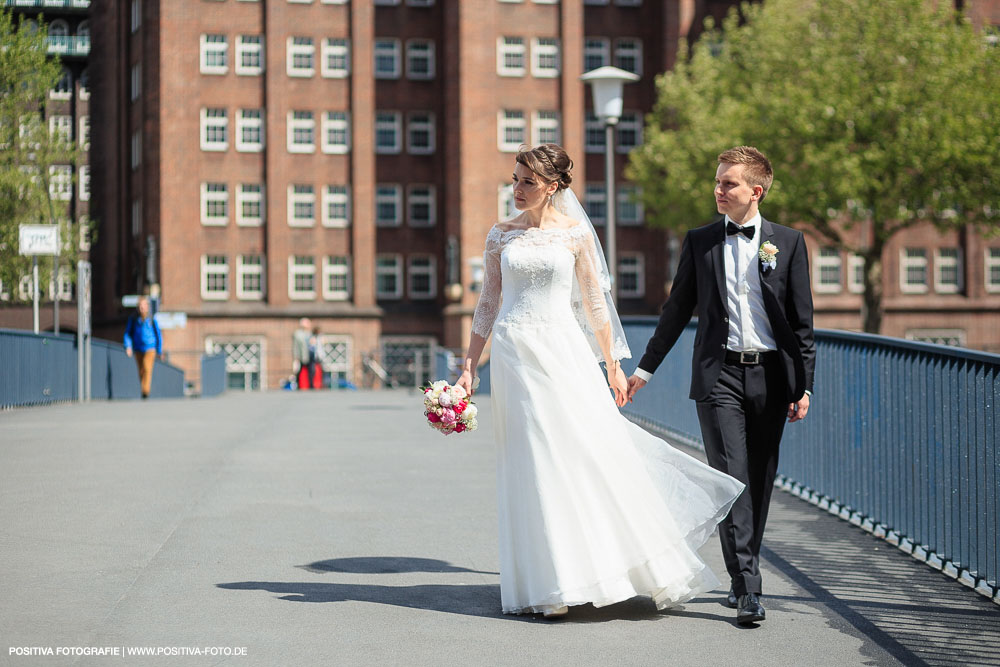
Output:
[516, 144, 573, 191]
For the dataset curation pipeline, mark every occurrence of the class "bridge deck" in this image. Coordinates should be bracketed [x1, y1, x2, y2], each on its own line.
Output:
[2, 393, 997, 666]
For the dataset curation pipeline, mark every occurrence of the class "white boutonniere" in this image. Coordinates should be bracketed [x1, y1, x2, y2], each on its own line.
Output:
[758, 241, 779, 270]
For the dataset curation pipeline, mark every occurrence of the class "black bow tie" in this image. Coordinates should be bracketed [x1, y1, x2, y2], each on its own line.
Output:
[726, 221, 755, 240]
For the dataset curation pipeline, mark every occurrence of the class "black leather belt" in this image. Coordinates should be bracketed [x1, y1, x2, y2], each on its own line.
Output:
[724, 350, 779, 365]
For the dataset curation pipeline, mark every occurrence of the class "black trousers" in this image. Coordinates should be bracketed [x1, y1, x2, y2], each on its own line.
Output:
[696, 357, 788, 597]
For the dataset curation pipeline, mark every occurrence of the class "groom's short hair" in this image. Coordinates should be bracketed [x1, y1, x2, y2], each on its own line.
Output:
[718, 146, 773, 201]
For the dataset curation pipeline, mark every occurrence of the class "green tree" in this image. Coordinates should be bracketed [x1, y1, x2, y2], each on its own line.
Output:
[0, 9, 89, 304]
[629, 0, 1000, 333]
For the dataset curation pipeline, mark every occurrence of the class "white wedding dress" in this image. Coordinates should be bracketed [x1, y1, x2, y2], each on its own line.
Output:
[471, 221, 745, 615]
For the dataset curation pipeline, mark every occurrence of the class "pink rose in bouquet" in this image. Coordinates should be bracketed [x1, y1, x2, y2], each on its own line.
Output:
[421, 380, 479, 435]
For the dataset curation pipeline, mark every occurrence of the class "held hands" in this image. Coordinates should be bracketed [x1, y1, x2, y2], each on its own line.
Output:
[607, 362, 628, 407]
[788, 392, 810, 423]
[626, 375, 646, 403]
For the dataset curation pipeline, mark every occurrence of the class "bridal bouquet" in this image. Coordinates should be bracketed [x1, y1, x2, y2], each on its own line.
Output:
[422, 380, 478, 435]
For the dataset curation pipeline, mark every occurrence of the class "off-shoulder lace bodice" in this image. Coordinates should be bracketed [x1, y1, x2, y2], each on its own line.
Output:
[470, 223, 612, 354]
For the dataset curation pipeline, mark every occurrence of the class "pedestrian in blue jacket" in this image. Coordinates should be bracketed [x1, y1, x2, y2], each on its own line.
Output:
[123, 296, 163, 399]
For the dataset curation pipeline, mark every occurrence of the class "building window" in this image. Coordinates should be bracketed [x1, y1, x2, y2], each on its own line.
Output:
[237, 109, 265, 152]
[406, 0, 434, 5]
[376, 254, 403, 299]
[532, 110, 560, 145]
[236, 35, 264, 75]
[49, 115, 72, 144]
[408, 255, 437, 299]
[288, 256, 316, 300]
[79, 68, 90, 100]
[814, 247, 842, 293]
[584, 37, 610, 71]
[375, 111, 402, 154]
[900, 248, 928, 293]
[288, 185, 316, 226]
[498, 110, 525, 152]
[236, 255, 265, 300]
[287, 110, 315, 153]
[614, 38, 642, 76]
[78, 166, 90, 201]
[498, 184, 515, 220]
[374, 38, 401, 79]
[322, 256, 351, 301]
[497, 36, 526, 76]
[618, 253, 644, 298]
[406, 39, 435, 80]
[287, 36, 315, 77]
[237, 184, 265, 226]
[617, 111, 642, 152]
[51, 68, 71, 100]
[49, 165, 72, 201]
[201, 182, 229, 226]
[374, 0, 401, 5]
[131, 131, 142, 169]
[615, 0, 643, 5]
[201, 255, 229, 300]
[130, 63, 141, 101]
[201, 108, 228, 151]
[375, 184, 402, 226]
[531, 37, 560, 77]
[584, 0, 610, 4]
[585, 183, 606, 225]
[79, 116, 90, 149]
[407, 185, 435, 226]
[935, 247, 963, 293]
[200, 34, 228, 74]
[847, 254, 865, 294]
[585, 112, 605, 153]
[322, 185, 351, 227]
[131, 0, 141, 33]
[617, 184, 643, 225]
[407, 112, 435, 154]
[321, 111, 350, 154]
[986, 248, 1000, 293]
[131, 198, 141, 238]
[321, 38, 350, 78]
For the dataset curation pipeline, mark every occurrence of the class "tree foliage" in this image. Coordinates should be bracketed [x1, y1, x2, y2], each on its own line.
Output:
[628, 0, 1000, 332]
[0, 9, 88, 302]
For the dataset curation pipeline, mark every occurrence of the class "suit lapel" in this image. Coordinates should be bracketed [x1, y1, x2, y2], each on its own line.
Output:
[709, 217, 727, 307]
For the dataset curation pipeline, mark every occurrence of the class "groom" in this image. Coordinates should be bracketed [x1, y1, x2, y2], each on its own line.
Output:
[627, 146, 815, 625]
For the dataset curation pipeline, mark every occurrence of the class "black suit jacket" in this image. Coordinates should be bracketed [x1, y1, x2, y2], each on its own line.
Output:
[638, 216, 816, 402]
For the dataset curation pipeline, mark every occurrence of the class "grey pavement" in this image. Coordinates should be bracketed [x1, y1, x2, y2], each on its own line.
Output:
[1, 392, 998, 667]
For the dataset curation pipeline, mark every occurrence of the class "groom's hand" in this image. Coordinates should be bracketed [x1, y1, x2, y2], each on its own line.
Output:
[787, 393, 810, 423]
[626, 375, 646, 403]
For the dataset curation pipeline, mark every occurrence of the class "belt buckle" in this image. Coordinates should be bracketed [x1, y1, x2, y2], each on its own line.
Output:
[739, 351, 760, 365]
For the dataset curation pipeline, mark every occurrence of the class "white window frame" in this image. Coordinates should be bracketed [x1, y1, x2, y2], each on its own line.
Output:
[200, 34, 229, 75]
[814, 247, 843, 294]
[374, 111, 402, 154]
[51, 68, 72, 100]
[287, 36, 316, 77]
[236, 35, 264, 75]
[321, 38, 350, 78]
[201, 108, 228, 152]
[585, 183, 606, 226]
[374, 38, 402, 79]
[322, 185, 351, 228]
[407, 185, 436, 227]
[201, 255, 230, 301]
[616, 110, 642, 153]
[49, 115, 72, 144]
[375, 254, 403, 300]
[321, 111, 351, 154]
[237, 109, 265, 152]
[408, 255, 437, 300]
[237, 184, 265, 227]
[986, 248, 1000, 293]
[613, 37, 643, 76]
[131, 131, 142, 169]
[78, 68, 90, 101]
[375, 184, 403, 227]
[934, 247, 963, 294]
[498, 184, 515, 221]
[848, 254, 865, 294]
[236, 255, 266, 301]
[618, 253, 645, 298]
[130, 63, 141, 101]
[49, 165, 73, 201]
[79, 115, 90, 150]
[531, 37, 560, 78]
[406, 111, 435, 155]
[532, 110, 560, 146]
[78, 165, 90, 201]
[584, 37, 610, 72]
[617, 184, 643, 226]
[405, 39, 435, 80]
[497, 36, 526, 76]
[287, 110, 316, 153]
[322, 256, 352, 301]
[288, 184, 317, 227]
[201, 182, 229, 226]
[900, 248, 929, 294]
[288, 256, 317, 300]
[498, 110, 526, 152]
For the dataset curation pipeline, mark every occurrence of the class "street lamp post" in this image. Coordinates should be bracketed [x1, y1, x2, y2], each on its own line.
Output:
[581, 66, 640, 302]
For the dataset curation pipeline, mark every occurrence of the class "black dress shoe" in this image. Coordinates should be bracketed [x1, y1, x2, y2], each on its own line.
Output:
[736, 593, 765, 625]
[726, 589, 738, 608]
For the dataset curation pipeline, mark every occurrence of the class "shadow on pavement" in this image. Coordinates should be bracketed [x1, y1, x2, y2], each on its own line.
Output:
[298, 556, 498, 576]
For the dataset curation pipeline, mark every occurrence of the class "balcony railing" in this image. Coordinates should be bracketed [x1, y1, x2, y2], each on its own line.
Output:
[4, 0, 90, 10]
[46, 34, 89, 57]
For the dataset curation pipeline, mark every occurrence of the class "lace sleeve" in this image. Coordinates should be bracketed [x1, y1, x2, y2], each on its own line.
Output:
[470, 226, 503, 339]
[572, 229, 611, 333]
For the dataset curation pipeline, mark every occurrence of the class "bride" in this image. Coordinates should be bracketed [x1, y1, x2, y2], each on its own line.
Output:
[456, 144, 745, 618]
